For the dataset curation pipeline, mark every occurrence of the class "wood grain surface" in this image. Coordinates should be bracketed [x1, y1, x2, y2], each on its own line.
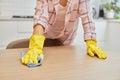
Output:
[0, 45, 120, 80]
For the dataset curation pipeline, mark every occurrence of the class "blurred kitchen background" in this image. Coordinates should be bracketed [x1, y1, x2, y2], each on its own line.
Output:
[0, 0, 35, 17]
[0, 0, 120, 50]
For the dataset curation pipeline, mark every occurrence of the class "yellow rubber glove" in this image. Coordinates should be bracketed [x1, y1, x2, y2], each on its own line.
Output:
[22, 34, 45, 65]
[85, 40, 107, 59]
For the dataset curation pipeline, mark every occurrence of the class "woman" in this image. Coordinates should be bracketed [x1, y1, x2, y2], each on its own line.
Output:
[21, 0, 107, 67]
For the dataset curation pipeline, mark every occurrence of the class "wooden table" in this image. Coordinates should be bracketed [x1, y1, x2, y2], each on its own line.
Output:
[0, 45, 120, 80]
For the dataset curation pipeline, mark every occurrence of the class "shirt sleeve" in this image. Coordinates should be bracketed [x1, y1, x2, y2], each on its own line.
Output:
[33, 0, 49, 32]
[78, 0, 96, 41]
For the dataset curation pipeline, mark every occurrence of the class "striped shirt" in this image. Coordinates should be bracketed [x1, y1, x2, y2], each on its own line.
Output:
[34, 0, 96, 44]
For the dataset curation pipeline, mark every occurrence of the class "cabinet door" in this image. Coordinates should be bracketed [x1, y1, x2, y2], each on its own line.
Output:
[17, 21, 33, 39]
[105, 21, 120, 50]
[95, 20, 107, 42]
[0, 21, 18, 47]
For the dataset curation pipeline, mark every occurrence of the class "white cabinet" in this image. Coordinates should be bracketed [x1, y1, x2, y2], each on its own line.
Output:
[105, 21, 120, 50]
[18, 21, 33, 33]
[0, 21, 18, 47]
[95, 20, 107, 42]
[17, 21, 33, 39]
[0, 20, 33, 48]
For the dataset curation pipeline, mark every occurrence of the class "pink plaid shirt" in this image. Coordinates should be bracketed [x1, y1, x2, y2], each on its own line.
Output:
[34, 0, 96, 44]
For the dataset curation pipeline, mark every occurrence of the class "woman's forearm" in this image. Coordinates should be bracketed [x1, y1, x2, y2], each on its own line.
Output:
[33, 24, 45, 35]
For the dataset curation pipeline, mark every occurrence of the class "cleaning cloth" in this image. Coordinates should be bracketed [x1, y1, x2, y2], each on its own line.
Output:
[20, 52, 44, 67]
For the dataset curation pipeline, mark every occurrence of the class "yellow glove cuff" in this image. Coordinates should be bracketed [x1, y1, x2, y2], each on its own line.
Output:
[29, 34, 45, 49]
[85, 40, 97, 46]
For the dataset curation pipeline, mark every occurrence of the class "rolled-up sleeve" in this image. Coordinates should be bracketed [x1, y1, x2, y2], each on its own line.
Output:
[33, 0, 49, 32]
[78, 0, 96, 41]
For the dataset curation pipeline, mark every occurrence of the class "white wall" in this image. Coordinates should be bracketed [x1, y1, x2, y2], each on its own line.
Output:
[0, 0, 36, 16]
[0, 0, 114, 17]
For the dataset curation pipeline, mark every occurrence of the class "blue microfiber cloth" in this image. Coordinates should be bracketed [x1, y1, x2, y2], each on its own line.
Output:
[20, 52, 43, 67]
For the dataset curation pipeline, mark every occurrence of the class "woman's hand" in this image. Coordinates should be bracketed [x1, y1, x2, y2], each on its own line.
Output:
[85, 40, 107, 59]
[21, 34, 45, 66]
[22, 48, 44, 64]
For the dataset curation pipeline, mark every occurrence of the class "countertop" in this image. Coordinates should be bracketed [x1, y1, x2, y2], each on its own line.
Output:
[94, 18, 120, 22]
[0, 16, 120, 22]
[0, 16, 33, 21]
[0, 45, 120, 80]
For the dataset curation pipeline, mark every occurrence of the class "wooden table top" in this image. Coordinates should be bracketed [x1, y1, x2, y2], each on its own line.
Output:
[0, 45, 120, 80]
